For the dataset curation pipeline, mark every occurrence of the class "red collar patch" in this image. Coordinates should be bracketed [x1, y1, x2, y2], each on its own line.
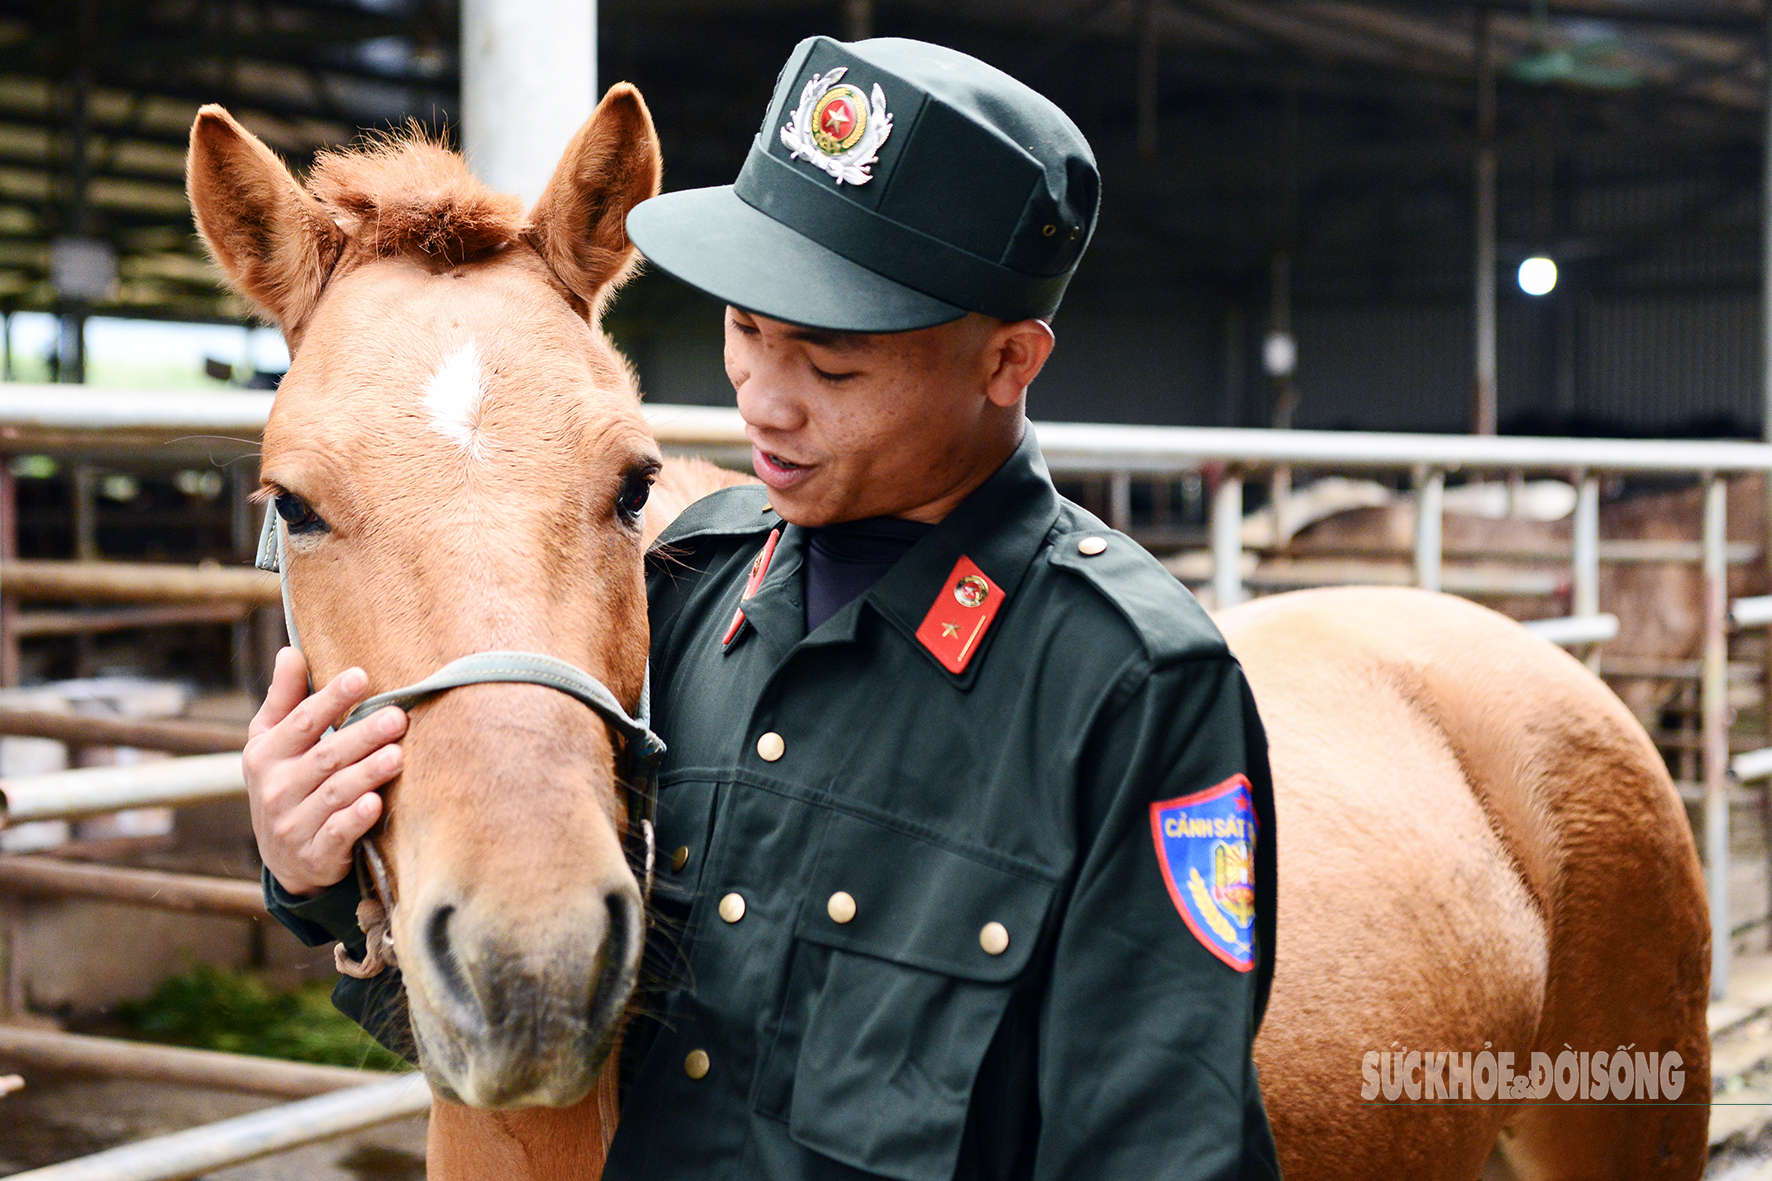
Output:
[915, 556, 1004, 674]
[722, 527, 780, 647]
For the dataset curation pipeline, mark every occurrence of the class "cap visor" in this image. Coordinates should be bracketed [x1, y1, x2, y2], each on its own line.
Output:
[626, 186, 966, 333]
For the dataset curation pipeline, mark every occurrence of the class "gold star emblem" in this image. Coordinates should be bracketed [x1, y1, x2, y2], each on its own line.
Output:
[941, 621, 960, 638]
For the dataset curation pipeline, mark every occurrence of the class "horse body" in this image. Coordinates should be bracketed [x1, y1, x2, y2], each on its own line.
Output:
[187, 96, 1708, 1181]
[1224, 587, 1709, 1179]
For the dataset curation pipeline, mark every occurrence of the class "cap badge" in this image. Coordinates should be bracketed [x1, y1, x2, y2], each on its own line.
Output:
[781, 67, 892, 186]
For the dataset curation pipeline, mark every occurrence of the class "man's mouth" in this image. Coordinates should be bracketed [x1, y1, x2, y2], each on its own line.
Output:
[753, 446, 814, 491]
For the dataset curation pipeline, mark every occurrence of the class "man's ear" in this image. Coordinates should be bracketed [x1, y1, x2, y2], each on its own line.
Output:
[984, 319, 1056, 408]
[523, 83, 663, 318]
[187, 105, 344, 347]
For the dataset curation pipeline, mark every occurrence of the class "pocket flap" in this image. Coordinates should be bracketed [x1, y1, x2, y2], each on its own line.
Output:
[793, 810, 1057, 983]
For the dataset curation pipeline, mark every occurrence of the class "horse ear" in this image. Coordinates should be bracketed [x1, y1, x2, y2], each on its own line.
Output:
[187, 105, 344, 344]
[524, 83, 662, 316]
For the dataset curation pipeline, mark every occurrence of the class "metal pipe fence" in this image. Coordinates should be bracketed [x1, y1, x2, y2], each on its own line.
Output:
[8, 389, 1772, 1169]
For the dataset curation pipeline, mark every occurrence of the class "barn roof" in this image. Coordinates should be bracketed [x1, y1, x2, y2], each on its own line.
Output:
[4, 1, 1766, 322]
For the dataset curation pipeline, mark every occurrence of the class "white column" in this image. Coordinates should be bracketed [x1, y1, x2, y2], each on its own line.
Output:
[1211, 472, 1245, 610]
[1702, 473, 1730, 999]
[461, 0, 597, 207]
[1413, 467, 1445, 593]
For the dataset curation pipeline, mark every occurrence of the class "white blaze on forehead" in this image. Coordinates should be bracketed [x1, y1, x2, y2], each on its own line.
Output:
[422, 340, 492, 458]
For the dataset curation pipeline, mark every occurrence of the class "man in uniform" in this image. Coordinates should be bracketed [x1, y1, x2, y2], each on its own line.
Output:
[250, 35, 1281, 1180]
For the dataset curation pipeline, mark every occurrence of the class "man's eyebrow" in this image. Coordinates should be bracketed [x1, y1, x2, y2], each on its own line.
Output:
[781, 327, 872, 352]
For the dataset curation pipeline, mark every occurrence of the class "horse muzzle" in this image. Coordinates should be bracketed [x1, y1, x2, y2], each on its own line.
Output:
[401, 869, 644, 1109]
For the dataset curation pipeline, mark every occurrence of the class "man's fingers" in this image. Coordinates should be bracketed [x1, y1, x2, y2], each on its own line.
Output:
[293, 728, 405, 825]
[253, 665, 371, 762]
[280, 742, 401, 859]
[302, 790, 385, 889]
[250, 647, 310, 739]
[312, 705, 408, 773]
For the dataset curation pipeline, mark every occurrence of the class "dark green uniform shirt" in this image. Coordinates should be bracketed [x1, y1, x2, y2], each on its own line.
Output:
[266, 431, 1280, 1181]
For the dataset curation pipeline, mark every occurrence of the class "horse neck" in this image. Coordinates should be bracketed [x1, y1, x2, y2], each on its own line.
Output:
[426, 1052, 620, 1180]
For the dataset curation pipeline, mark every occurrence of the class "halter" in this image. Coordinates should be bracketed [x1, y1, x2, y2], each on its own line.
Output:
[257, 512, 664, 964]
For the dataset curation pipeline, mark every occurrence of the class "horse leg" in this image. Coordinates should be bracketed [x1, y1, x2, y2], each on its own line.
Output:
[426, 1052, 621, 1181]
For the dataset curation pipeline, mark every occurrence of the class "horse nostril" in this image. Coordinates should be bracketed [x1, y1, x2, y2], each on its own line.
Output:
[589, 891, 638, 1034]
[427, 903, 456, 963]
[604, 891, 633, 976]
[424, 903, 479, 1012]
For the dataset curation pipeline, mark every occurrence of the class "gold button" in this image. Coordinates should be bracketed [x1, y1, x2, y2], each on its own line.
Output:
[827, 891, 857, 924]
[979, 921, 1010, 956]
[1078, 536, 1108, 556]
[718, 892, 746, 923]
[671, 846, 690, 873]
[757, 732, 785, 761]
[684, 1049, 710, 1080]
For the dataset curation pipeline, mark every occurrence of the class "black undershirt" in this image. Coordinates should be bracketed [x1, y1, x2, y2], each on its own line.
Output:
[803, 516, 935, 632]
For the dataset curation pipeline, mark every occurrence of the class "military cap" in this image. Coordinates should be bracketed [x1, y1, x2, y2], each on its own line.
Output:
[625, 36, 1099, 332]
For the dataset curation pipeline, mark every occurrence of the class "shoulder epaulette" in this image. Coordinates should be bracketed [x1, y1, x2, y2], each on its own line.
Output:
[651, 484, 779, 551]
[1047, 528, 1228, 664]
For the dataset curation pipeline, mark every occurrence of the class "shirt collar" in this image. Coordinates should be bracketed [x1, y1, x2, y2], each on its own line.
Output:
[730, 427, 1061, 680]
[863, 427, 1059, 681]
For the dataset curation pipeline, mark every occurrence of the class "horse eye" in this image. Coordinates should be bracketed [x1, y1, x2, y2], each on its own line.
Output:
[617, 469, 653, 524]
[274, 492, 329, 535]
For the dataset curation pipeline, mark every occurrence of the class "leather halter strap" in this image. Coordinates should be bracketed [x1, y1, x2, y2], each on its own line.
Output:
[257, 511, 664, 903]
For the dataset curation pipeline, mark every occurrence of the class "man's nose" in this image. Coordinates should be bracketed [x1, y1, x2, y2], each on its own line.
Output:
[734, 367, 805, 434]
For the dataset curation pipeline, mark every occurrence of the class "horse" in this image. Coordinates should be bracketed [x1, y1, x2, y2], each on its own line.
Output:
[187, 87, 691, 1175]
[186, 96, 1710, 1180]
[1220, 587, 1709, 1179]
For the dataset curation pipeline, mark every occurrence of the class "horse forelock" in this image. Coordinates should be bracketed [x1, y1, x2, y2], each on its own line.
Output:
[307, 130, 526, 267]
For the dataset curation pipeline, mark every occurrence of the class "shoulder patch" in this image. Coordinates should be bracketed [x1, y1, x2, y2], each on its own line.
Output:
[1047, 528, 1226, 663]
[1150, 775, 1257, 972]
[651, 484, 778, 551]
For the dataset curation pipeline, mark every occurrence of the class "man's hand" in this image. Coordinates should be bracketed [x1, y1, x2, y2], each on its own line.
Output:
[245, 647, 407, 896]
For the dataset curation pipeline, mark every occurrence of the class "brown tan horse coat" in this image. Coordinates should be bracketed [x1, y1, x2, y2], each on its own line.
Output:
[1222, 586, 1709, 1180]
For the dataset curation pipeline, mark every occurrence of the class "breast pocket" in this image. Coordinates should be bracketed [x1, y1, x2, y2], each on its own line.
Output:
[753, 808, 1059, 1181]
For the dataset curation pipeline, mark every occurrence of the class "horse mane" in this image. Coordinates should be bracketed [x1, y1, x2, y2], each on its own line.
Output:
[307, 127, 526, 266]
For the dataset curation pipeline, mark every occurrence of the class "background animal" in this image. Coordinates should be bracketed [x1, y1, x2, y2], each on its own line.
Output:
[1285, 477, 1769, 726]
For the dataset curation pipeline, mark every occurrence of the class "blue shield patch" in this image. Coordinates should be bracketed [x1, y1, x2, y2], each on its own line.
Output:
[1150, 774, 1257, 972]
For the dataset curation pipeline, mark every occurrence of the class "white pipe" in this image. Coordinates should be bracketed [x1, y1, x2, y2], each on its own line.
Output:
[1521, 613, 1619, 647]
[1573, 471, 1600, 618]
[1211, 473, 1244, 609]
[1, 1073, 430, 1181]
[1, 753, 243, 824]
[0, 386, 274, 431]
[9, 394, 1772, 475]
[1735, 747, 1772, 783]
[1030, 422, 1772, 476]
[1413, 468, 1444, 593]
[1108, 470, 1131, 533]
[461, 0, 596, 207]
[1702, 474, 1730, 1000]
[1731, 595, 1772, 628]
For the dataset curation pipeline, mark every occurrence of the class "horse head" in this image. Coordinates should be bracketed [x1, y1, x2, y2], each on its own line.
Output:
[187, 90, 662, 1110]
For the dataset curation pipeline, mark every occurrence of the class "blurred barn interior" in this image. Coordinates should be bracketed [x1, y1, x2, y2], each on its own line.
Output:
[0, 2, 1763, 436]
[7, 3, 1772, 1171]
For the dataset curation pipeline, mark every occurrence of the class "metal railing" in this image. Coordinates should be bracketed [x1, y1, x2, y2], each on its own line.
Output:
[7, 389, 1772, 1173]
